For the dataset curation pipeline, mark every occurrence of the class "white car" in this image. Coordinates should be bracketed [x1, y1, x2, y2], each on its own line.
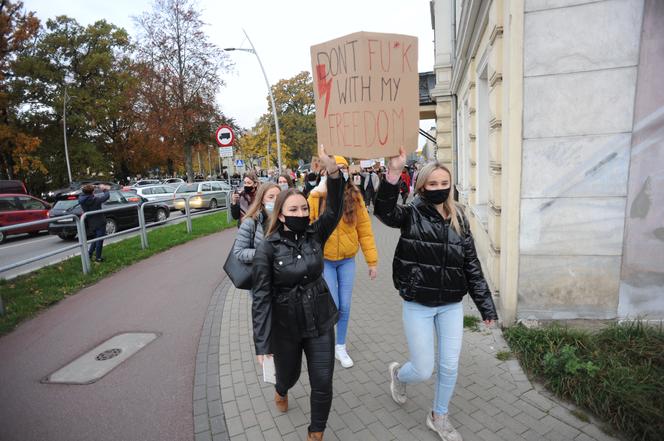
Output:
[133, 184, 178, 210]
[173, 181, 231, 212]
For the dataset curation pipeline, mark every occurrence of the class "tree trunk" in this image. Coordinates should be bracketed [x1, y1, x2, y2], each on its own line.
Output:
[184, 142, 193, 182]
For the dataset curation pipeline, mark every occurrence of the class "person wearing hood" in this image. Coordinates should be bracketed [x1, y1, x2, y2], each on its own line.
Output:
[251, 145, 344, 441]
[231, 172, 260, 227]
[375, 148, 498, 441]
[78, 183, 111, 262]
[307, 156, 378, 369]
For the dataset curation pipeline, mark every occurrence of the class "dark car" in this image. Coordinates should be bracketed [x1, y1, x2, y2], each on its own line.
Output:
[41, 180, 122, 203]
[0, 180, 27, 194]
[0, 194, 51, 243]
[48, 190, 170, 240]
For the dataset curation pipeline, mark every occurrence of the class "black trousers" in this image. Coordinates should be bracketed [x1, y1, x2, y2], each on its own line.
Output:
[273, 328, 335, 433]
[364, 187, 375, 208]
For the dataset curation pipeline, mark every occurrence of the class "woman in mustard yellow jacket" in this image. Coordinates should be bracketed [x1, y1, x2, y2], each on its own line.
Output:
[309, 156, 378, 368]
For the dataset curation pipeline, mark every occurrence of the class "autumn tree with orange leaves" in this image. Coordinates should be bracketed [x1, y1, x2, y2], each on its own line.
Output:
[0, 0, 45, 183]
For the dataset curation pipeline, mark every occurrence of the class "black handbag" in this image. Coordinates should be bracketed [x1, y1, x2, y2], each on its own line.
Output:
[223, 224, 254, 291]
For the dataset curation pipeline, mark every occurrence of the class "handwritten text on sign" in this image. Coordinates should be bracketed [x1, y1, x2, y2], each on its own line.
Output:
[310, 32, 418, 159]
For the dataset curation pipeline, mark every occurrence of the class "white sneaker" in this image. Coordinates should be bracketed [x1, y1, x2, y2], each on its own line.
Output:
[335, 344, 354, 368]
[388, 362, 407, 404]
[426, 411, 463, 441]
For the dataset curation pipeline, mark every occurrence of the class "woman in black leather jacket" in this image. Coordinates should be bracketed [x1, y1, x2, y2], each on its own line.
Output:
[375, 148, 498, 441]
[251, 146, 343, 441]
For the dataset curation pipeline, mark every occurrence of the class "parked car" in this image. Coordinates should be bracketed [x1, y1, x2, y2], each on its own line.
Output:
[131, 185, 177, 210]
[0, 180, 27, 194]
[0, 194, 51, 243]
[131, 179, 161, 187]
[48, 190, 170, 240]
[173, 181, 231, 213]
[162, 178, 185, 185]
[41, 180, 121, 202]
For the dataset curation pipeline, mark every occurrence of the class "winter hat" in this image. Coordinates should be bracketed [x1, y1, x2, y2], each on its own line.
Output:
[334, 156, 349, 167]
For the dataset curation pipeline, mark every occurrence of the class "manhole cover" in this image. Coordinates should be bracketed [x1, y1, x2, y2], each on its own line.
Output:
[95, 348, 122, 361]
[43, 332, 159, 385]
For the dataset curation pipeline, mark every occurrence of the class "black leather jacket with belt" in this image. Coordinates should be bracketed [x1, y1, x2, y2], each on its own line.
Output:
[375, 179, 498, 321]
[251, 175, 344, 355]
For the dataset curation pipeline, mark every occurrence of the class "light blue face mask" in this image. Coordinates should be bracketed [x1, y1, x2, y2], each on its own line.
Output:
[264, 202, 275, 213]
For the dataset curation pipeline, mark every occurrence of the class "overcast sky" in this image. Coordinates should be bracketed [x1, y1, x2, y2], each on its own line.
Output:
[25, 0, 436, 131]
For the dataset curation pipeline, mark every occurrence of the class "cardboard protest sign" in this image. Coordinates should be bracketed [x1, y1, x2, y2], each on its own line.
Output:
[349, 164, 361, 174]
[311, 32, 419, 159]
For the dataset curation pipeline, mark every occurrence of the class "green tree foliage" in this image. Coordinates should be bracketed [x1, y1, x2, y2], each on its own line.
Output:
[12, 15, 136, 189]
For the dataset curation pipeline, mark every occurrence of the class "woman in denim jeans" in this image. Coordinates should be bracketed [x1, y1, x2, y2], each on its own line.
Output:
[308, 156, 378, 368]
[374, 148, 498, 441]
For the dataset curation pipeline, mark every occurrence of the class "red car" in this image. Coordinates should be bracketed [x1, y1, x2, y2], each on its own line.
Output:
[0, 194, 52, 244]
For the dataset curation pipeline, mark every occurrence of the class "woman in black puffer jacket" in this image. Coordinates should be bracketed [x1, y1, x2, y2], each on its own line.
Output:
[375, 148, 498, 441]
[251, 146, 343, 441]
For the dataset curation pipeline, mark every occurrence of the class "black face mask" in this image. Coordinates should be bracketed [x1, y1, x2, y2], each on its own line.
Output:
[423, 188, 450, 205]
[244, 185, 255, 194]
[283, 215, 309, 233]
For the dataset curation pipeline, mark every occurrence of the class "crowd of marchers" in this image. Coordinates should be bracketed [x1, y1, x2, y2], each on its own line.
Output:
[223, 145, 497, 441]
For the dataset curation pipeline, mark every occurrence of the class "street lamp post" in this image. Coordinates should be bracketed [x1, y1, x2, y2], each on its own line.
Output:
[224, 29, 282, 172]
[62, 87, 73, 184]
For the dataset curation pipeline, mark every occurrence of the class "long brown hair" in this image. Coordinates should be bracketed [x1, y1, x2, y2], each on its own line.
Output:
[243, 183, 279, 222]
[265, 188, 308, 236]
[415, 162, 464, 236]
[316, 178, 363, 224]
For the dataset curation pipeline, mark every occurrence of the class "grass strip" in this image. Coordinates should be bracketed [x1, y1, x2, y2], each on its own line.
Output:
[0, 212, 234, 336]
[503, 322, 664, 441]
[463, 315, 480, 331]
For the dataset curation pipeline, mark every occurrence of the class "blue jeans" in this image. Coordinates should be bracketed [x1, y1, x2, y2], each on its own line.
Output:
[323, 257, 356, 345]
[88, 225, 105, 259]
[397, 300, 463, 414]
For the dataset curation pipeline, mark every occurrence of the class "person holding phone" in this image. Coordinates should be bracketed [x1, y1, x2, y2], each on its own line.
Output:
[252, 145, 344, 441]
[375, 147, 498, 441]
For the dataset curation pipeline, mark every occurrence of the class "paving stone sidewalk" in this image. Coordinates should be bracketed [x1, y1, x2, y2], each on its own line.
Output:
[202, 218, 621, 441]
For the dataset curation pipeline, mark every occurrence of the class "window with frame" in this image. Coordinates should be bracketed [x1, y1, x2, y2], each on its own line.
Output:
[0, 196, 19, 211]
[18, 196, 46, 210]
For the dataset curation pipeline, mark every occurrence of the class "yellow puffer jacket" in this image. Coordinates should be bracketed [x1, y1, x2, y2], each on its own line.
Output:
[309, 190, 378, 266]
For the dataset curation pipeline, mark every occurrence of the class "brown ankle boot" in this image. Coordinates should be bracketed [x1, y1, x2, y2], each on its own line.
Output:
[274, 391, 288, 412]
[307, 432, 323, 441]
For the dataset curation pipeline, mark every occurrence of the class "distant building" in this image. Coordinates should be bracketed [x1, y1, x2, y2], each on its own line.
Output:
[430, 0, 664, 323]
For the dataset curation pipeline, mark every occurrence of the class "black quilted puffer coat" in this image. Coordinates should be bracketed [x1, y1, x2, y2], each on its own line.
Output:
[374, 179, 498, 321]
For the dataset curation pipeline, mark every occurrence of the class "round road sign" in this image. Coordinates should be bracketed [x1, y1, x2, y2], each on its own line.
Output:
[215, 125, 235, 147]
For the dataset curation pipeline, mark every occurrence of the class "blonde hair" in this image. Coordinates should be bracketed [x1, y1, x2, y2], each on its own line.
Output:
[415, 162, 464, 236]
[243, 183, 279, 222]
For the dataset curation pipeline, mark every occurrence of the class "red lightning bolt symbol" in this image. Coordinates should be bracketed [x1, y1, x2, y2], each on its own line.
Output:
[316, 64, 333, 118]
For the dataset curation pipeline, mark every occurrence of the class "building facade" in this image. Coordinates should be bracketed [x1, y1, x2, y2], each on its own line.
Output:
[430, 0, 664, 323]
